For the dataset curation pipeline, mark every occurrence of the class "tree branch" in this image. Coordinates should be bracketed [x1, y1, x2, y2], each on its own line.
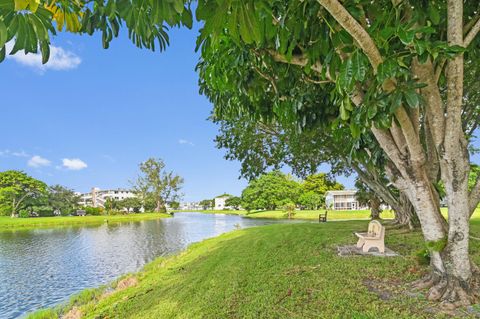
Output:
[464, 14, 480, 47]
[266, 50, 329, 79]
[469, 175, 480, 217]
[317, 0, 383, 71]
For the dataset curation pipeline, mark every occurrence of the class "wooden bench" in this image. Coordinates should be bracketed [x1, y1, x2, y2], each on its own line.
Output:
[318, 211, 327, 223]
[355, 220, 385, 253]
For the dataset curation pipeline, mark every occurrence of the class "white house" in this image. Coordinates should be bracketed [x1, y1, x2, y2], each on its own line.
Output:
[214, 195, 231, 210]
[79, 187, 136, 208]
[325, 190, 363, 211]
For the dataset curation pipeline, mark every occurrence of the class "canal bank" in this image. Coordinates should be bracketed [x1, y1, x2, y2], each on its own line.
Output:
[0, 213, 298, 318]
[26, 219, 469, 319]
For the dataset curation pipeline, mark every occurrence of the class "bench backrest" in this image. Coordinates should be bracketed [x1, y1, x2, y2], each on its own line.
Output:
[367, 220, 384, 239]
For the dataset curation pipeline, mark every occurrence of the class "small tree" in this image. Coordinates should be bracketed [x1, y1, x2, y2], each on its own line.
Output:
[104, 197, 120, 213]
[0, 171, 47, 217]
[48, 185, 80, 215]
[133, 158, 184, 213]
[169, 201, 180, 210]
[118, 197, 142, 213]
[225, 196, 242, 210]
[298, 191, 324, 210]
[283, 202, 296, 219]
[199, 199, 214, 210]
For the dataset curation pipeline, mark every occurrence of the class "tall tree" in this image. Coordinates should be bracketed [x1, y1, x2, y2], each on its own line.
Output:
[0, 170, 47, 217]
[195, 1, 480, 306]
[214, 113, 418, 228]
[302, 173, 344, 195]
[47, 185, 80, 215]
[133, 158, 184, 213]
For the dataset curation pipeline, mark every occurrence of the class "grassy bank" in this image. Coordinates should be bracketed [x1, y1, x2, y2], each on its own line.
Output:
[173, 209, 392, 220]
[172, 209, 247, 215]
[29, 219, 480, 318]
[0, 213, 171, 230]
[245, 209, 395, 220]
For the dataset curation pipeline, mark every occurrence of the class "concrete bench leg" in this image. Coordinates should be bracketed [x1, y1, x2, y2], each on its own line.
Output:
[356, 238, 365, 248]
[362, 241, 385, 253]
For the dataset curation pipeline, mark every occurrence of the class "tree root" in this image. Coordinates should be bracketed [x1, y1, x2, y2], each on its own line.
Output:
[412, 272, 480, 309]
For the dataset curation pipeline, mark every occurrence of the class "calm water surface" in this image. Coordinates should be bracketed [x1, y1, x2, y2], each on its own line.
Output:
[0, 212, 299, 318]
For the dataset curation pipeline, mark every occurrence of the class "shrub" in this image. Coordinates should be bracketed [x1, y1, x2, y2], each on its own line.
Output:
[84, 206, 104, 216]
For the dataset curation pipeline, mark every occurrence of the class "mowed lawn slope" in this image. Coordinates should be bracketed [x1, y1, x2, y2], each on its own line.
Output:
[30, 219, 480, 319]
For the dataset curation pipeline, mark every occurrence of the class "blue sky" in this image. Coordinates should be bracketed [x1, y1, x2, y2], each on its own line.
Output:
[0, 24, 355, 200]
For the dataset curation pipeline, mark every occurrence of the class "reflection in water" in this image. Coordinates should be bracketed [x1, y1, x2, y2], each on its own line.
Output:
[0, 213, 301, 318]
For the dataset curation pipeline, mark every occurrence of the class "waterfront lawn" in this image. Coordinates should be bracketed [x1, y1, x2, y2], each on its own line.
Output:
[0, 213, 171, 230]
[29, 219, 480, 319]
[246, 209, 395, 220]
[172, 209, 247, 215]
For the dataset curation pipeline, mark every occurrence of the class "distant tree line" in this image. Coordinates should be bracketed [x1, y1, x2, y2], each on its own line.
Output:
[0, 157, 183, 218]
[199, 171, 344, 212]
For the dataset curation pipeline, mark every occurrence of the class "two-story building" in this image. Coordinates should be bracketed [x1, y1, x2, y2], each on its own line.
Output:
[325, 190, 362, 210]
[214, 194, 231, 210]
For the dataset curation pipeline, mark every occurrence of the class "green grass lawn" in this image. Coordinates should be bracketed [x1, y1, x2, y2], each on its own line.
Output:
[0, 213, 171, 230]
[29, 218, 480, 319]
[245, 209, 395, 220]
[172, 209, 247, 215]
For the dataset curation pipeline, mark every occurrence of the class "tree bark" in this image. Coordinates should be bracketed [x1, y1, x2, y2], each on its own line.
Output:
[369, 197, 381, 220]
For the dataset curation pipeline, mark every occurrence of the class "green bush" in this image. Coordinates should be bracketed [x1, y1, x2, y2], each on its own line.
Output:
[18, 210, 29, 218]
[107, 210, 128, 216]
[85, 206, 104, 216]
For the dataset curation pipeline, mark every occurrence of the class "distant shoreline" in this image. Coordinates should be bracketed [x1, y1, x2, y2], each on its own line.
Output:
[0, 213, 172, 230]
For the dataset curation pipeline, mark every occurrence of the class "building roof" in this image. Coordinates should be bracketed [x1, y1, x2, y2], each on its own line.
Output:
[325, 190, 357, 195]
[215, 194, 232, 198]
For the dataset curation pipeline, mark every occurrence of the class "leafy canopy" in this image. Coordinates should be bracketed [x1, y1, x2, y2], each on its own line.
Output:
[0, 0, 193, 63]
[0, 170, 47, 215]
[241, 171, 301, 211]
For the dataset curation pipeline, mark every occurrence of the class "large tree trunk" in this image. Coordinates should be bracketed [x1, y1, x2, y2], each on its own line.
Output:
[391, 193, 419, 229]
[369, 197, 381, 220]
[353, 163, 419, 229]
[155, 200, 166, 213]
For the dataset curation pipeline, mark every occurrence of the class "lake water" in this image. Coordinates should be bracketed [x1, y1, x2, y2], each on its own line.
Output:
[0, 212, 300, 318]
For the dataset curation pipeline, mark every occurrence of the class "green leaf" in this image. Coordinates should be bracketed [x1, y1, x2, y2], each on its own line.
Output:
[367, 103, 377, 119]
[339, 102, 349, 120]
[351, 51, 366, 81]
[338, 58, 353, 91]
[390, 92, 402, 113]
[398, 28, 414, 45]
[428, 5, 440, 25]
[173, 0, 184, 14]
[0, 20, 6, 48]
[0, 45, 5, 63]
[350, 121, 361, 138]
[404, 90, 419, 108]
[40, 41, 49, 64]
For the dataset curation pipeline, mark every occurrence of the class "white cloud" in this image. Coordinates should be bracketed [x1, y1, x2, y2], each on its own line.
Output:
[62, 158, 88, 170]
[5, 42, 81, 72]
[179, 139, 194, 146]
[12, 150, 29, 157]
[0, 149, 30, 157]
[28, 155, 51, 168]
